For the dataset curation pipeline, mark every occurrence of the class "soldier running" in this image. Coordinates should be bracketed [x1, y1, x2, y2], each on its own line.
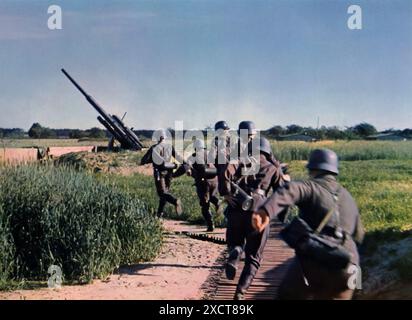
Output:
[175, 139, 222, 231]
[221, 123, 286, 300]
[210, 121, 232, 195]
[252, 149, 365, 300]
[141, 129, 183, 218]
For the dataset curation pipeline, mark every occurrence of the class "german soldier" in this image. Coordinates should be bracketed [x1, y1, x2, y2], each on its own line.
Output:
[177, 139, 221, 231]
[252, 149, 365, 300]
[221, 132, 286, 300]
[141, 129, 183, 218]
[209, 121, 232, 196]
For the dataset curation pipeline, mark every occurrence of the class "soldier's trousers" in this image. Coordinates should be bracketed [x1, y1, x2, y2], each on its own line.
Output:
[154, 170, 178, 215]
[226, 207, 270, 294]
[195, 179, 219, 226]
[278, 256, 354, 300]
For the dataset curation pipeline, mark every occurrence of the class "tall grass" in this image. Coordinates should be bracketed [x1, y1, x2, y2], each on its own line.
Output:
[0, 164, 162, 289]
[0, 200, 15, 289]
[271, 141, 412, 162]
[108, 174, 225, 227]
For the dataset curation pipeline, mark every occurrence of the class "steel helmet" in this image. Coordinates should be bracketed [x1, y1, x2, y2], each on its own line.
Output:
[238, 121, 257, 136]
[193, 139, 206, 150]
[306, 148, 339, 175]
[258, 137, 272, 156]
[154, 129, 168, 142]
[214, 120, 230, 131]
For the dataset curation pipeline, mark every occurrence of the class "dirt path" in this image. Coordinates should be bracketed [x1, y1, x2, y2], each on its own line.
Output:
[0, 220, 226, 300]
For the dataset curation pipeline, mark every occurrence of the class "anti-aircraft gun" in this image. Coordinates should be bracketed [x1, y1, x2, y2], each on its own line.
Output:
[61, 68, 144, 150]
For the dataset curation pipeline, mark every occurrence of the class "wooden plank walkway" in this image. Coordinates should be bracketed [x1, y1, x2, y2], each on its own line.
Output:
[213, 222, 295, 300]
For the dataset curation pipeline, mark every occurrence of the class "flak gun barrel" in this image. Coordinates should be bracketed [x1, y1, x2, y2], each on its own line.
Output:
[61, 68, 142, 150]
[61, 69, 109, 120]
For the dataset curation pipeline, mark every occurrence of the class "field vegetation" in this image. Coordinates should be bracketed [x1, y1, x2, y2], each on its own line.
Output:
[0, 164, 162, 290]
[270, 140, 412, 162]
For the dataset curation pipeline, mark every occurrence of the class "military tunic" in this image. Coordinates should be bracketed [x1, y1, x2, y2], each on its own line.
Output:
[260, 173, 364, 299]
[184, 150, 220, 228]
[141, 141, 183, 216]
[223, 153, 284, 294]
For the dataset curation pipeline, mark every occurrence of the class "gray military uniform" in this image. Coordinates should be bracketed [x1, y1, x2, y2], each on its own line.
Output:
[183, 151, 219, 229]
[141, 141, 183, 216]
[223, 154, 284, 295]
[261, 173, 364, 299]
[209, 135, 232, 197]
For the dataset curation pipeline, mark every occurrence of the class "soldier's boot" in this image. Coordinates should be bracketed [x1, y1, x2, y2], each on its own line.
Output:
[235, 274, 255, 298]
[206, 213, 215, 232]
[233, 292, 245, 300]
[206, 221, 215, 232]
[225, 246, 242, 280]
[201, 206, 214, 232]
[175, 199, 183, 215]
[157, 198, 167, 218]
[235, 263, 258, 298]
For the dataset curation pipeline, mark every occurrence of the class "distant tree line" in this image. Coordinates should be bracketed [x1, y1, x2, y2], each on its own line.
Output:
[265, 123, 412, 140]
[0, 128, 26, 138]
[0, 123, 155, 140]
[0, 123, 109, 140]
[26, 123, 109, 139]
[1, 122, 411, 140]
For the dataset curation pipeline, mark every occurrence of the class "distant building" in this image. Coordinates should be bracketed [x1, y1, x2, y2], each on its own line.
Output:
[366, 133, 408, 141]
[277, 133, 317, 142]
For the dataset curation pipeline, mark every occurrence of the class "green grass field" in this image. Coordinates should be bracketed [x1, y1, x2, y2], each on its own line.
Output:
[287, 160, 412, 234]
[270, 140, 412, 161]
[105, 174, 226, 227]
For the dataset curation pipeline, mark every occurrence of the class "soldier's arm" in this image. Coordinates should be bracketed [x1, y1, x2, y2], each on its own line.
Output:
[208, 144, 218, 165]
[172, 146, 184, 164]
[151, 144, 166, 166]
[218, 163, 238, 196]
[252, 181, 312, 232]
[140, 146, 154, 165]
[261, 181, 312, 220]
[353, 214, 365, 245]
[173, 164, 189, 178]
[269, 162, 283, 191]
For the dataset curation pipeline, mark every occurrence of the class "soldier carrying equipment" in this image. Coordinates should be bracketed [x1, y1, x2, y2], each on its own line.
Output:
[209, 121, 232, 196]
[175, 139, 222, 232]
[221, 131, 286, 300]
[141, 129, 183, 218]
[252, 148, 365, 300]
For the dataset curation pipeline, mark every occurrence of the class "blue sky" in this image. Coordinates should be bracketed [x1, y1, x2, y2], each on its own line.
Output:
[0, 0, 411, 131]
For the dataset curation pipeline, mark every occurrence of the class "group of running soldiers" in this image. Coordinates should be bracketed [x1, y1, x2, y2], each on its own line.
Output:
[141, 120, 364, 300]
